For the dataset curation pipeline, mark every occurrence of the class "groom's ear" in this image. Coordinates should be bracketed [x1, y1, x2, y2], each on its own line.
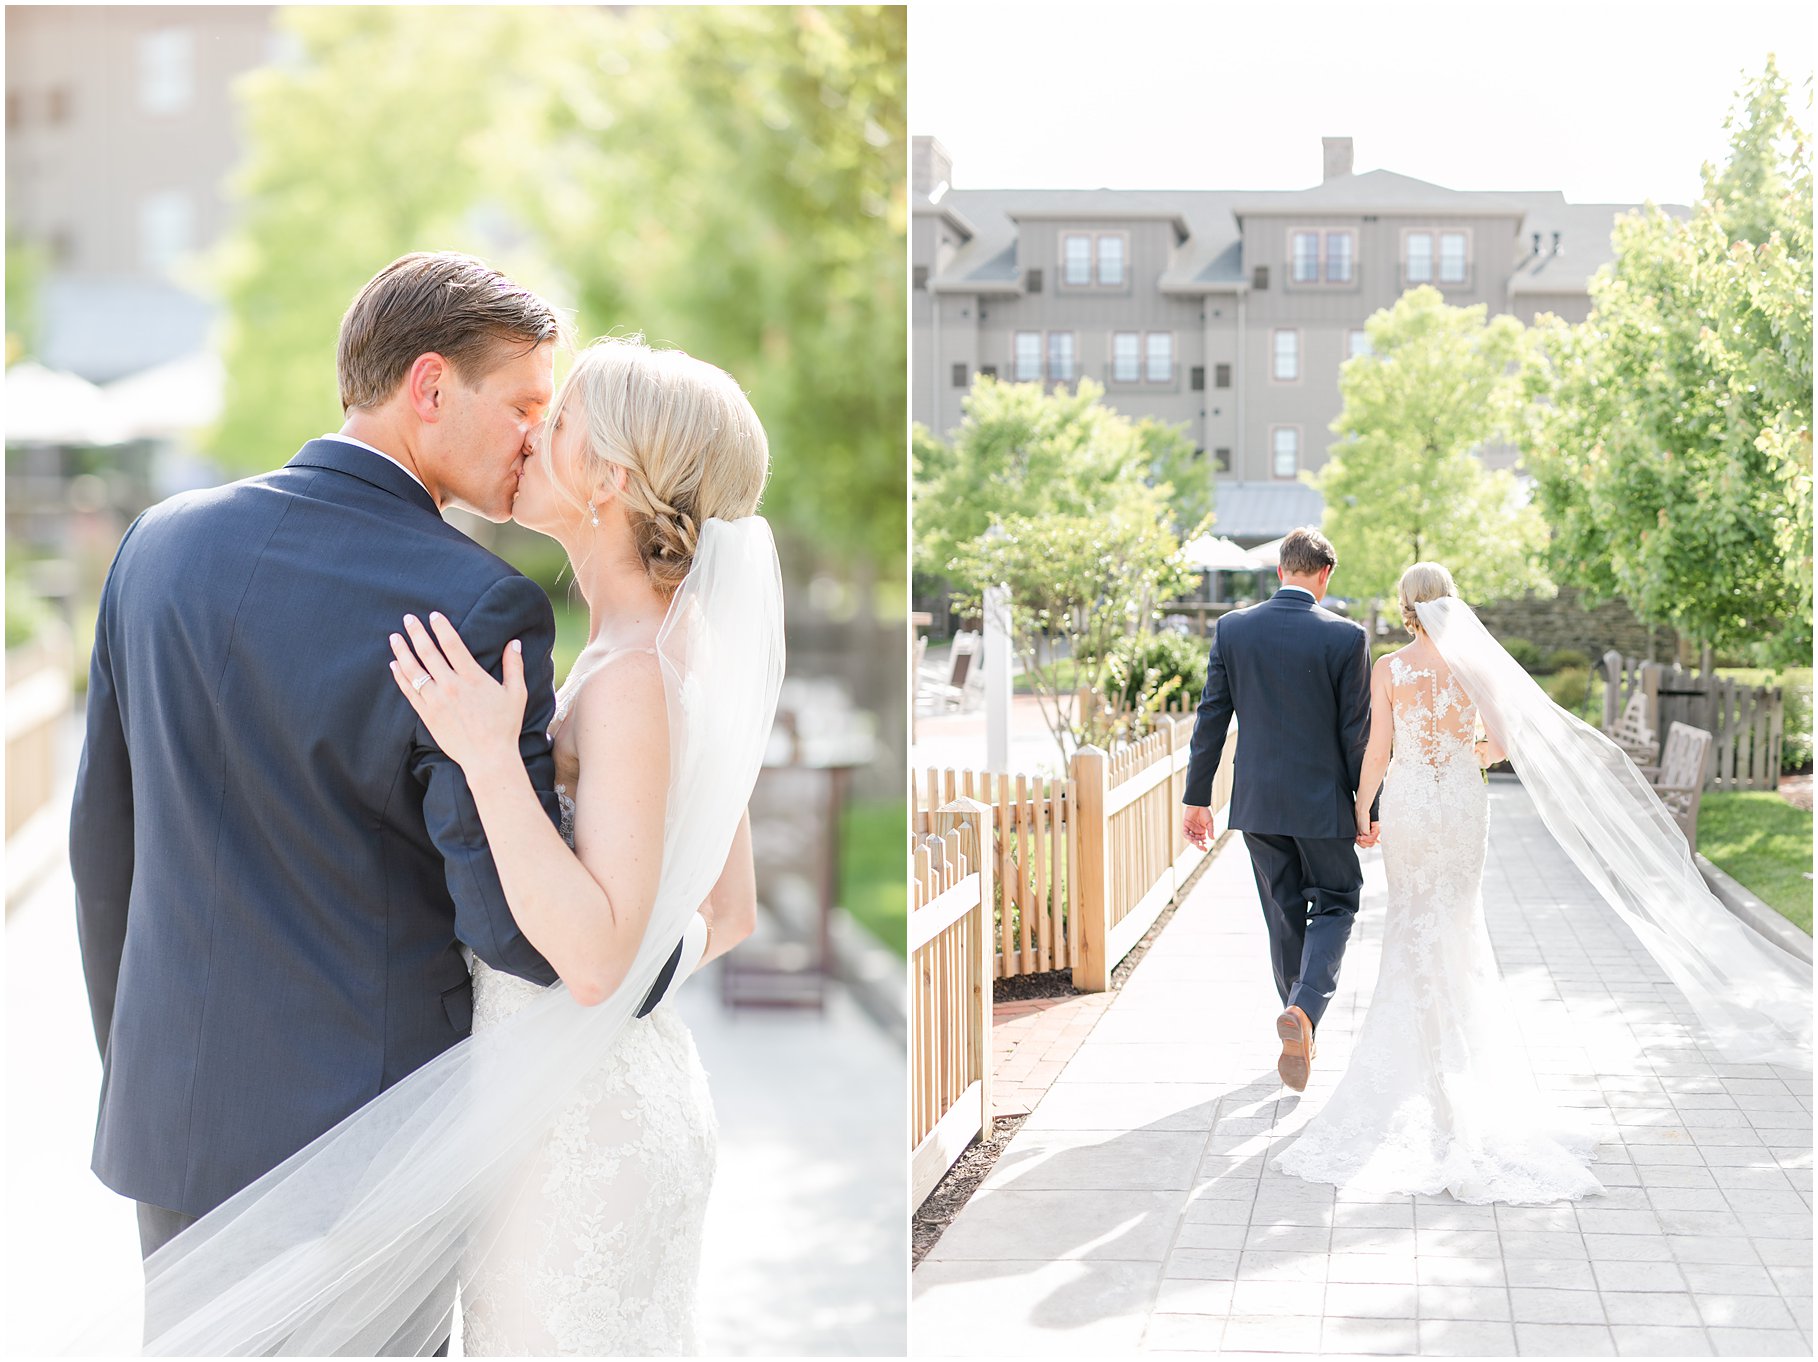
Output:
[407, 353, 449, 422]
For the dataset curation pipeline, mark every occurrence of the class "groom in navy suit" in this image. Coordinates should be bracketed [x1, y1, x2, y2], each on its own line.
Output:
[1180, 526, 1378, 1092]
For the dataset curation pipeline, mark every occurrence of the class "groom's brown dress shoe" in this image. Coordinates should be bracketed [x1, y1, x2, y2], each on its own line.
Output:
[1277, 1006, 1314, 1091]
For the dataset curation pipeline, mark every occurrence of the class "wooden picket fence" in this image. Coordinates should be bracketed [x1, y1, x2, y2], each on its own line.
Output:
[913, 714, 1238, 990]
[1600, 653, 1783, 790]
[909, 800, 993, 1207]
[6, 631, 70, 841]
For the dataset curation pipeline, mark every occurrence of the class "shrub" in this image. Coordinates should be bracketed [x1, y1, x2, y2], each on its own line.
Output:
[5, 575, 50, 652]
[1782, 676, 1813, 774]
[1500, 636, 1542, 671]
[1544, 646, 1591, 674]
[1371, 639, 1402, 666]
[1105, 629, 1209, 715]
[1542, 666, 1591, 715]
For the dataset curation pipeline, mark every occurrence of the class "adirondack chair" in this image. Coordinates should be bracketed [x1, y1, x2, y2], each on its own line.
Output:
[1604, 688, 1660, 768]
[919, 629, 983, 713]
[1639, 721, 1713, 849]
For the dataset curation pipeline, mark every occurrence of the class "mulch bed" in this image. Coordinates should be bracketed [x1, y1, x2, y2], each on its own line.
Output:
[1778, 773, 1812, 812]
[910, 833, 1229, 1266]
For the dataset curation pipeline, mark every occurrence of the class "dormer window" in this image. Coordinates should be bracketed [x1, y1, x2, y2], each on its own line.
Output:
[1289, 228, 1356, 285]
[1059, 230, 1130, 289]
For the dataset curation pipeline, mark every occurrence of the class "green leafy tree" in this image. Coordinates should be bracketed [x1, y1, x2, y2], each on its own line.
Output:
[1524, 58, 1812, 665]
[915, 376, 1203, 579]
[947, 490, 1194, 762]
[209, 6, 904, 584]
[1312, 286, 1551, 604]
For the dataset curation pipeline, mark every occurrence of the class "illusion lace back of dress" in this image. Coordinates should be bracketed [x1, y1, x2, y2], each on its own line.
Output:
[461, 647, 718, 1355]
[1272, 654, 1604, 1205]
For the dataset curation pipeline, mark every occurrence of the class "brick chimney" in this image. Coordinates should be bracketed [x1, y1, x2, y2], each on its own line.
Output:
[1322, 136, 1354, 182]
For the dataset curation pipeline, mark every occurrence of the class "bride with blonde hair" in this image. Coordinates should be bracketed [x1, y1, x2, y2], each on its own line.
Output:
[1274, 561, 1810, 1204]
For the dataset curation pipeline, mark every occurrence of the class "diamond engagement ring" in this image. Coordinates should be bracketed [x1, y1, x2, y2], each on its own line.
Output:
[411, 673, 432, 691]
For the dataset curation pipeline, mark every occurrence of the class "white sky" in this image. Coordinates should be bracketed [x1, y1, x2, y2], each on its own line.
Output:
[909, 1, 1816, 205]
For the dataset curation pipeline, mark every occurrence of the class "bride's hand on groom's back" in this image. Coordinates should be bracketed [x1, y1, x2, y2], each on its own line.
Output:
[389, 611, 529, 774]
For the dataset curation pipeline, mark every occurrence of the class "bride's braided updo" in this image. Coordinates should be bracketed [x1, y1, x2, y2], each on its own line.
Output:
[553, 335, 769, 592]
[1398, 561, 1459, 635]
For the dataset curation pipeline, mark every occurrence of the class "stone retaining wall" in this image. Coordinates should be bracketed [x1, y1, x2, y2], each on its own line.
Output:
[1473, 586, 1677, 662]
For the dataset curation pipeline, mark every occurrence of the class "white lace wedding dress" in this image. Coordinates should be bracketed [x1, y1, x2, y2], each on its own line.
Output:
[461, 651, 718, 1355]
[1272, 653, 1603, 1204]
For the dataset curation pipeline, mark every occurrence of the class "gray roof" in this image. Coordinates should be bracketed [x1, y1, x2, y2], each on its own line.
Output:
[927, 169, 1687, 300]
[1232, 169, 1528, 219]
[930, 187, 1246, 294]
[1213, 480, 1327, 541]
[1503, 196, 1688, 295]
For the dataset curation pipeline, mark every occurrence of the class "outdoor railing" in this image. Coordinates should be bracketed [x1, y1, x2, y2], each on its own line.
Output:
[909, 799, 993, 1207]
[1601, 653, 1784, 790]
[6, 630, 70, 842]
[913, 714, 1238, 989]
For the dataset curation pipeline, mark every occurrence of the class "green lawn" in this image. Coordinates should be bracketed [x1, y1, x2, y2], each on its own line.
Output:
[842, 797, 907, 956]
[1699, 792, 1813, 934]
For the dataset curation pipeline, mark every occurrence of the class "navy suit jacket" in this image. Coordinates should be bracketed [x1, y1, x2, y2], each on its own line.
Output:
[71, 439, 567, 1219]
[1181, 588, 1377, 839]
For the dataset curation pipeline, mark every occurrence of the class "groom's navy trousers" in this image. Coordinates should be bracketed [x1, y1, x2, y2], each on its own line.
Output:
[1182, 589, 1377, 1031]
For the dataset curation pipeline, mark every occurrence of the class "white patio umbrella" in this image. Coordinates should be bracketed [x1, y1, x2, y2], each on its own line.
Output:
[1179, 533, 1261, 572]
[1248, 536, 1285, 568]
[104, 350, 224, 440]
[4, 361, 128, 446]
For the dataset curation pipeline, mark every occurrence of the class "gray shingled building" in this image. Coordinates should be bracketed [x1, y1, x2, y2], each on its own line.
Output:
[913, 135, 1673, 544]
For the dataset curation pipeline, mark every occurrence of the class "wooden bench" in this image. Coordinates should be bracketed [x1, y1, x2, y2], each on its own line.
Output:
[1639, 721, 1713, 849]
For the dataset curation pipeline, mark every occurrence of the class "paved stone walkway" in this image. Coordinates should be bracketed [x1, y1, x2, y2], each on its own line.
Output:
[913, 779, 1813, 1357]
[8, 717, 906, 1357]
[994, 993, 1115, 1119]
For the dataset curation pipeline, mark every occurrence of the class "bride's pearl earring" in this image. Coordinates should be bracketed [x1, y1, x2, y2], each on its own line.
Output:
[587, 499, 600, 528]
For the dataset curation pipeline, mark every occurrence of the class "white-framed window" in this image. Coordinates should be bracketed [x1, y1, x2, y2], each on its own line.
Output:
[138, 29, 193, 114]
[1014, 331, 1043, 382]
[1047, 331, 1076, 382]
[1272, 427, 1300, 479]
[1347, 329, 1371, 360]
[1406, 230, 1434, 284]
[1111, 331, 1141, 382]
[1325, 230, 1355, 283]
[1145, 332, 1173, 383]
[1061, 230, 1129, 288]
[1271, 328, 1300, 382]
[1292, 231, 1320, 283]
[1096, 234, 1126, 287]
[140, 190, 193, 272]
[1439, 230, 1468, 284]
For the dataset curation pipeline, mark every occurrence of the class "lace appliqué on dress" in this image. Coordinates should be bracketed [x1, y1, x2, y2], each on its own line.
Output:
[1271, 656, 1603, 1205]
[462, 692, 717, 1353]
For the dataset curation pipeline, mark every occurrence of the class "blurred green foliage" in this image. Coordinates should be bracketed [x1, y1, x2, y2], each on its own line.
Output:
[6, 226, 44, 366]
[209, 5, 905, 584]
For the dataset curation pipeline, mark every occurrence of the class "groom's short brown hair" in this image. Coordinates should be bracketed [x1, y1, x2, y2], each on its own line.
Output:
[1278, 526, 1337, 575]
[336, 252, 564, 411]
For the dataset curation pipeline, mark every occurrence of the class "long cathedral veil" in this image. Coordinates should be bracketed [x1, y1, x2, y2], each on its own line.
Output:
[75, 516, 785, 1355]
[1416, 595, 1812, 1071]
